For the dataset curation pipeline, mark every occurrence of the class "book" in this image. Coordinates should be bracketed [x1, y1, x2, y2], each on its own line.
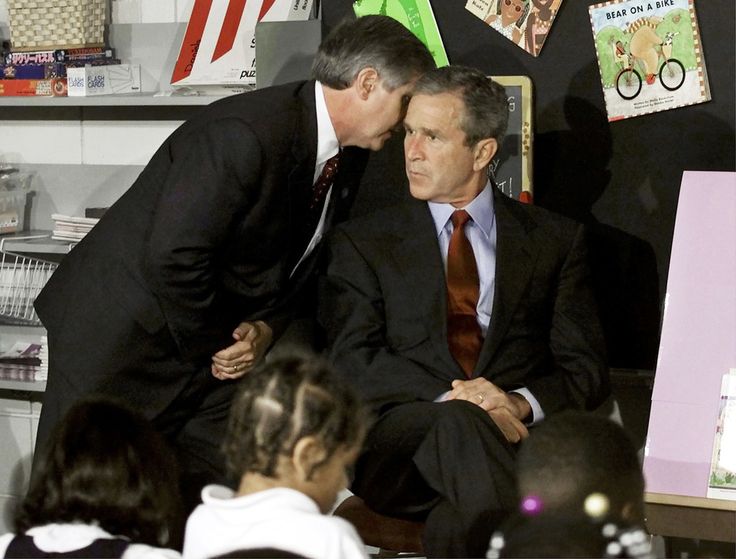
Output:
[4, 47, 115, 66]
[465, 0, 564, 57]
[353, 0, 449, 67]
[708, 369, 736, 500]
[0, 78, 67, 97]
[51, 213, 99, 242]
[589, 0, 710, 122]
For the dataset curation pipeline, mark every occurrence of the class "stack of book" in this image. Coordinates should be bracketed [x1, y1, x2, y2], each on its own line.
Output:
[0, 46, 119, 97]
[0, 341, 44, 383]
[51, 213, 99, 242]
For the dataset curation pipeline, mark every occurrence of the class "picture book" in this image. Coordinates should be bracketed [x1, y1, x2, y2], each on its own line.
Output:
[589, 0, 710, 122]
[353, 0, 449, 67]
[465, 0, 564, 57]
[708, 369, 736, 501]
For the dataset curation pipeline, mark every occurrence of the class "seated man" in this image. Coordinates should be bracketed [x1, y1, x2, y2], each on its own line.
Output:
[318, 65, 609, 558]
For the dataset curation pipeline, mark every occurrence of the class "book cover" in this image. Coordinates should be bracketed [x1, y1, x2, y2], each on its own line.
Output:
[465, 0, 564, 57]
[708, 369, 736, 500]
[0, 78, 67, 97]
[353, 0, 449, 67]
[589, 0, 710, 122]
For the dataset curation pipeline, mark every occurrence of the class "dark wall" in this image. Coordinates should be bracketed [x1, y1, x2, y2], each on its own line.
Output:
[322, 0, 735, 370]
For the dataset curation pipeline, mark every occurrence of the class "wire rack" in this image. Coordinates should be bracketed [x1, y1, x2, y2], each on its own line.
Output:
[0, 237, 58, 326]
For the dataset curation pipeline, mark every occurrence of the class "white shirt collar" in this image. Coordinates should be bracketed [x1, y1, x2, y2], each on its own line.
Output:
[314, 81, 340, 168]
[427, 180, 496, 238]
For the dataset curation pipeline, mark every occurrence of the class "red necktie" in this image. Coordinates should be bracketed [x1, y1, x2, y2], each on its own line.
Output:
[306, 151, 341, 233]
[446, 210, 483, 377]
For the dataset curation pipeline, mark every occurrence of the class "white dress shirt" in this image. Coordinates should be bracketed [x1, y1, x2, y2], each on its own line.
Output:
[428, 182, 544, 423]
[290, 81, 340, 277]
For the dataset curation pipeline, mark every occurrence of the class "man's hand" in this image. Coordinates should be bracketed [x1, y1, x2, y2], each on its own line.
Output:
[447, 378, 530, 443]
[211, 321, 273, 380]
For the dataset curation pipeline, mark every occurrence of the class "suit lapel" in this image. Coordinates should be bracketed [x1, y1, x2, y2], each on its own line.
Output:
[288, 81, 318, 227]
[476, 190, 538, 373]
[391, 201, 460, 375]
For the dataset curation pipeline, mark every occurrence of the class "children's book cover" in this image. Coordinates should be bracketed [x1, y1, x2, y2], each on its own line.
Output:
[465, 0, 564, 57]
[353, 0, 449, 67]
[589, 0, 710, 122]
[708, 369, 736, 501]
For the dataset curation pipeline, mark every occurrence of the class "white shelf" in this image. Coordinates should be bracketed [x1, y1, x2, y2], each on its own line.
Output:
[0, 232, 73, 255]
[0, 93, 227, 107]
[0, 379, 46, 392]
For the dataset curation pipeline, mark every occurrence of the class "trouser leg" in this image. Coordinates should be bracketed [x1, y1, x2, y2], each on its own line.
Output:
[352, 400, 517, 558]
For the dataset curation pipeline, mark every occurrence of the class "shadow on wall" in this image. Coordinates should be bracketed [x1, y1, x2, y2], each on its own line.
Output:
[534, 95, 662, 371]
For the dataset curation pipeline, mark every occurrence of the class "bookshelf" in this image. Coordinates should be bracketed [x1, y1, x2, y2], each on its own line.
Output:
[0, 22, 214, 531]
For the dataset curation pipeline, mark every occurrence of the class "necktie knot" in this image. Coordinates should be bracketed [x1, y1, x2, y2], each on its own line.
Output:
[451, 209, 471, 230]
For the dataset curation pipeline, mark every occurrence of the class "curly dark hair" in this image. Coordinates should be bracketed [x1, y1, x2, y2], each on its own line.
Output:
[224, 349, 368, 481]
[16, 397, 182, 547]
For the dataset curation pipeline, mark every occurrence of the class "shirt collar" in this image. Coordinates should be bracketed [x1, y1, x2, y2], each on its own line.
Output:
[428, 181, 496, 238]
[314, 81, 340, 167]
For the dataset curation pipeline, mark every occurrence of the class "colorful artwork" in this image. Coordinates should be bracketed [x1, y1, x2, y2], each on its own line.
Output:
[589, 0, 710, 121]
[465, 0, 564, 57]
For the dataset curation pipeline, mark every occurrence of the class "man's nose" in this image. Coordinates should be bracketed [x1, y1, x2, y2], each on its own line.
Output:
[405, 136, 423, 160]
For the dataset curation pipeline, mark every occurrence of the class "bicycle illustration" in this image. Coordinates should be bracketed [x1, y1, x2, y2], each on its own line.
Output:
[614, 32, 686, 100]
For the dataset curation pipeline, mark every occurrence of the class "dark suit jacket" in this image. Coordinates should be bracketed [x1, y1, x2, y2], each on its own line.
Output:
[34, 80, 367, 415]
[319, 188, 609, 417]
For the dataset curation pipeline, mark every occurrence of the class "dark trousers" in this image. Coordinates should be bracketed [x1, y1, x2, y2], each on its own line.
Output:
[352, 400, 518, 558]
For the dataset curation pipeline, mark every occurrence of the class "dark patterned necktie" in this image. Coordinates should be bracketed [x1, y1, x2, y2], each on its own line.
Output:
[446, 210, 483, 377]
[306, 151, 341, 233]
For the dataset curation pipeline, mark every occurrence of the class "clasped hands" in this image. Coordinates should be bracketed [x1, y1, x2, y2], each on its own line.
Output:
[446, 378, 531, 443]
[211, 320, 273, 380]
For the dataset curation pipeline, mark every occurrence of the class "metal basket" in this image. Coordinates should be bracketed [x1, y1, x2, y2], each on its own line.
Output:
[0, 239, 57, 326]
[7, 0, 106, 50]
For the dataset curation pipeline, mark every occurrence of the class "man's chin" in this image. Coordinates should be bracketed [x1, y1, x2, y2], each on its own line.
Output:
[408, 183, 430, 201]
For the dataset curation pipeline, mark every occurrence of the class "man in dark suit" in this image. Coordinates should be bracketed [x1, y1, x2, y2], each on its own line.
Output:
[319, 66, 609, 558]
[33, 15, 434, 514]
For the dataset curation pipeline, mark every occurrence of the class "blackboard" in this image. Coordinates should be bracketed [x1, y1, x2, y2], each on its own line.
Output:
[491, 75, 533, 202]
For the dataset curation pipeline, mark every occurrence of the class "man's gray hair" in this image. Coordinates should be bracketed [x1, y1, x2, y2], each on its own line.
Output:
[311, 15, 435, 92]
[413, 65, 509, 147]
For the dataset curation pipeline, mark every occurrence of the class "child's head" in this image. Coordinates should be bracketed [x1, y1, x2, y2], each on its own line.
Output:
[16, 397, 181, 546]
[515, 411, 645, 524]
[487, 513, 654, 558]
[224, 350, 368, 512]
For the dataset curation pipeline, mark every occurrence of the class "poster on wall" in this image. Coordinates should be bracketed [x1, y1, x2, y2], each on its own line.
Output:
[589, 0, 710, 122]
[353, 0, 449, 67]
[465, 0, 564, 57]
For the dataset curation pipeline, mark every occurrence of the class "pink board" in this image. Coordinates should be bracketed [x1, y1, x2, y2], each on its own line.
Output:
[643, 170, 736, 497]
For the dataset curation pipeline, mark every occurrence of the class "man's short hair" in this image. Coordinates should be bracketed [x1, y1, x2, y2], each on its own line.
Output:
[516, 411, 645, 523]
[311, 15, 435, 92]
[412, 65, 509, 147]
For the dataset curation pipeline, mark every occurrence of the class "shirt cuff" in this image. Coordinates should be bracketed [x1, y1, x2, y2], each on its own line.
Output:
[510, 387, 544, 425]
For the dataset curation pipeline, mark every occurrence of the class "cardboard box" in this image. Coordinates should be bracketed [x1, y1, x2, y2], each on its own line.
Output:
[171, 0, 315, 89]
[67, 64, 141, 96]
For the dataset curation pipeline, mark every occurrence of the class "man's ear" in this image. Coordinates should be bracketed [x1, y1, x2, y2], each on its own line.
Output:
[354, 67, 379, 100]
[292, 436, 327, 481]
[473, 138, 498, 171]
